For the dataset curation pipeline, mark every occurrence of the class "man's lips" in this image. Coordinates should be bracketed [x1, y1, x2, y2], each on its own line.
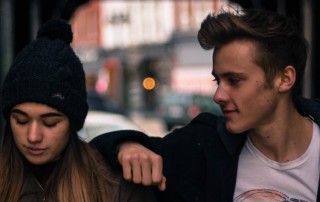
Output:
[222, 109, 238, 118]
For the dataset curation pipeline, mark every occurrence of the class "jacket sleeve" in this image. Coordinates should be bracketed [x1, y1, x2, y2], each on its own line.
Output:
[89, 111, 218, 170]
[91, 112, 221, 202]
[90, 130, 161, 170]
[118, 178, 158, 202]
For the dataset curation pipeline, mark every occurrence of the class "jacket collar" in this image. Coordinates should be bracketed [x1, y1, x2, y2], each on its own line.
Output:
[217, 116, 246, 155]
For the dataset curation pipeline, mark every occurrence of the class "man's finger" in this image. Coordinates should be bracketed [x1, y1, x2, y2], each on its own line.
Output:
[157, 176, 166, 191]
[131, 154, 143, 184]
[121, 155, 133, 181]
[140, 154, 152, 185]
[151, 154, 163, 184]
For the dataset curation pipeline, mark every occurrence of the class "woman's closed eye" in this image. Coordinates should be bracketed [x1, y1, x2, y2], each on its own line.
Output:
[15, 118, 29, 125]
[43, 121, 58, 128]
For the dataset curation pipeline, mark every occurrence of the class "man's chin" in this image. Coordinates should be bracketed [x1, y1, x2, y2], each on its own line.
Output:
[226, 122, 246, 134]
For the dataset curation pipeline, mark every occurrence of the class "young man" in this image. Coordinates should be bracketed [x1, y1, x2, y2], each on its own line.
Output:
[91, 9, 320, 201]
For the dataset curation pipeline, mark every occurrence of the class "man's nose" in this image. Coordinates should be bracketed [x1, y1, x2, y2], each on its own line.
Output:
[213, 85, 229, 104]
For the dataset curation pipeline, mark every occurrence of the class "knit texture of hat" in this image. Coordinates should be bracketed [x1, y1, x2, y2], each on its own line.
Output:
[1, 19, 88, 131]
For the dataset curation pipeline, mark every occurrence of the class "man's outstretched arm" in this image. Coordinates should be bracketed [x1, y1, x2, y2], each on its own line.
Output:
[90, 130, 166, 191]
[90, 96, 320, 193]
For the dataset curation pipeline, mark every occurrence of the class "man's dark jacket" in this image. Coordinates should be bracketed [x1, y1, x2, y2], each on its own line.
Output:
[91, 97, 320, 202]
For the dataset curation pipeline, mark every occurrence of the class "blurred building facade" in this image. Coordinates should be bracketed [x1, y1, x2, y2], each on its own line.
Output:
[71, 0, 232, 48]
[70, 0, 237, 112]
[0, 0, 319, 117]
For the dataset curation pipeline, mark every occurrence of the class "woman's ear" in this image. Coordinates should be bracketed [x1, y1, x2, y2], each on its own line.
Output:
[277, 65, 296, 92]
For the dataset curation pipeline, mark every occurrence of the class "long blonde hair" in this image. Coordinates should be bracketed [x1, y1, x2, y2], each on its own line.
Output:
[0, 122, 117, 202]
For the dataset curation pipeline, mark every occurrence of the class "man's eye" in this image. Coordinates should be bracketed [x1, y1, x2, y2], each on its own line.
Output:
[229, 78, 240, 85]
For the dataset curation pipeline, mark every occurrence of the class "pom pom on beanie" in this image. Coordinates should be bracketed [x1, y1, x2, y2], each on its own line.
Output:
[1, 19, 88, 131]
[37, 19, 73, 44]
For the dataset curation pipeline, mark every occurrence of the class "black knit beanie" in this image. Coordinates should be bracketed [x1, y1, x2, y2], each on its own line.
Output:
[1, 19, 88, 131]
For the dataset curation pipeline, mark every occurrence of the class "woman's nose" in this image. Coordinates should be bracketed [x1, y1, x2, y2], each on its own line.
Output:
[27, 122, 43, 143]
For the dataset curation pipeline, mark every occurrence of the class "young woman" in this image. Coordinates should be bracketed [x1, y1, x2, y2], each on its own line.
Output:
[0, 19, 156, 202]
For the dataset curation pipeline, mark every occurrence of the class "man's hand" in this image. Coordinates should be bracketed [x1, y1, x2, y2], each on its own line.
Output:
[118, 141, 166, 191]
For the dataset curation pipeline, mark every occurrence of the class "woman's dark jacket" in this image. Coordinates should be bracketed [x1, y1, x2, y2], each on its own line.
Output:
[19, 151, 156, 202]
[91, 97, 320, 202]
[19, 167, 156, 202]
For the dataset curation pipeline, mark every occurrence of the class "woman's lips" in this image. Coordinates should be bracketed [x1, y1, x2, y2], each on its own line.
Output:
[26, 147, 45, 155]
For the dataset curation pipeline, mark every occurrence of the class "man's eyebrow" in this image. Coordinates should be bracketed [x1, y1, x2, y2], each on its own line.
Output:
[211, 70, 218, 78]
[217, 72, 246, 78]
[210, 68, 218, 77]
[10, 109, 63, 118]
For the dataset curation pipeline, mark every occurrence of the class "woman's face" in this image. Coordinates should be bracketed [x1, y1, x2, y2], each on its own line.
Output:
[10, 102, 70, 165]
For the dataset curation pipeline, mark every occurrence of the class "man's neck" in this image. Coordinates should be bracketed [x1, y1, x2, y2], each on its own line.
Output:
[247, 106, 314, 163]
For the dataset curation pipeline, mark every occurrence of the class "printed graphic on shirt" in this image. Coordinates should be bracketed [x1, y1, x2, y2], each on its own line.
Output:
[233, 189, 308, 202]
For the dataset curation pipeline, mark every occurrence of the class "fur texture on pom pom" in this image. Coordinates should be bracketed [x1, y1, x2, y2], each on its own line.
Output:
[36, 19, 72, 44]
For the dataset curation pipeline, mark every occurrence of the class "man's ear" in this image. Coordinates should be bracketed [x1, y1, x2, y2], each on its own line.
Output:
[277, 65, 296, 92]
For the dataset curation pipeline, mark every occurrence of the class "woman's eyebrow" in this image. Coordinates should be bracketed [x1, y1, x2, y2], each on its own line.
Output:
[40, 113, 63, 118]
[10, 109, 27, 116]
[10, 109, 63, 118]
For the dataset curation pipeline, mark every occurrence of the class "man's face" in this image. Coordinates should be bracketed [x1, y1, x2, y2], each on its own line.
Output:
[212, 40, 279, 134]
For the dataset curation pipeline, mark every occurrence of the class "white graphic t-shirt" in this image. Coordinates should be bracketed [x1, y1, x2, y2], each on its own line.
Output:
[233, 122, 320, 202]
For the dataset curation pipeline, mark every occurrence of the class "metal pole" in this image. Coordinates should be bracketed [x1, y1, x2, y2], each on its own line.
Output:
[302, 0, 313, 98]
[30, 0, 40, 39]
[0, 0, 13, 80]
[0, 0, 13, 132]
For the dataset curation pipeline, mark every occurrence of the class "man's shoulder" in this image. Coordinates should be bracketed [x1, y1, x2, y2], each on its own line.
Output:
[190, 112, 221, 125]
[164, 112, 221, 142]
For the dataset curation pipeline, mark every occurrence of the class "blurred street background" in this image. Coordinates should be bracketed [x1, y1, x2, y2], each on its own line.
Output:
[1, 0, 319, 137]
